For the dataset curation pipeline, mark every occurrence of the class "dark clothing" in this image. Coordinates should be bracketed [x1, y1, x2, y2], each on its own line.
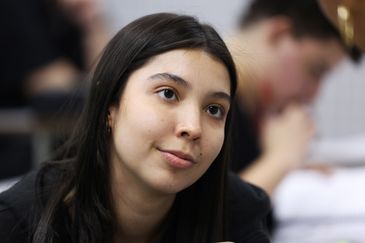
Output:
[230, 101, 261, 173]
[226, 172, 271, 242]
[0, 168, 270, 243]
[0, 135, 33, 179]
[229, 101, 275, 233]
[0, 171, 36, 243]
[0, 0, 83, 107]
[0, 0, 84, 179]
[0, 168, 71, 243]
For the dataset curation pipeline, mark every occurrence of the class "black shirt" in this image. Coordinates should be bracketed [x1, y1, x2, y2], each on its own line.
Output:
[229, 101, 276, 233]
[0, 168, 270, 243]
[0, 0, 83, 107]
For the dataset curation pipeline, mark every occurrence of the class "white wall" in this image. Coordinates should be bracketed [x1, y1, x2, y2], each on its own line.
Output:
[105, 0, 249, 37]
[314, 58, 365, 138]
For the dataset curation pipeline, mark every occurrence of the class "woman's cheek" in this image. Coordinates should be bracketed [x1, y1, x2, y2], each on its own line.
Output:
[204, 130, 225, 162]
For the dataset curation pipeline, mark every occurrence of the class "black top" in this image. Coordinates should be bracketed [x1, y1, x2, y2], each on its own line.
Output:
[0, 168, 270, 243]
[0, 0, 83, 107]
[229, 101, 275, 233]
[226, 172, 271, 242]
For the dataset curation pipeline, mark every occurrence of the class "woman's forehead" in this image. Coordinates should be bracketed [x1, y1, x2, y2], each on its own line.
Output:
[129, 49, 231, 91]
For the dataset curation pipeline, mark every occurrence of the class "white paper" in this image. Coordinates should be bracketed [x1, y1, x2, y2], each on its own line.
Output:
[273, 168, 365, 243]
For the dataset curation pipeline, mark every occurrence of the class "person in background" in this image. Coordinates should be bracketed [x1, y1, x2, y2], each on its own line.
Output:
[225, 0, 361, 198]
[0, 13, 270, 243]
[0, 0, 109, 179]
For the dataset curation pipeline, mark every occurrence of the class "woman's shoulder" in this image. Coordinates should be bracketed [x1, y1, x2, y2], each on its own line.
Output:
[226, 172, 271, 242]
[0, 171, 39, 242]
[0, 165, 64, 242]
[0, 165, 64, 213]
[227, 172, 270, 212]
[0, 170, 40, 215]
[0, 202, 28, 243]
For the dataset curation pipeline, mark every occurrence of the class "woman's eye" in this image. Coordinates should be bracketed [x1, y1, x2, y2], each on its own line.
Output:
[157, 89, 177, 101]
[206, 105, 225, 119]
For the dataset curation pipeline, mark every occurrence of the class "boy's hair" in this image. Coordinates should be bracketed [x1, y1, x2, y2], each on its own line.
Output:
[239, 0, 361, 62]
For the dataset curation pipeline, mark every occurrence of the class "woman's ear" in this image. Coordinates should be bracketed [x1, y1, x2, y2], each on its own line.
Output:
[107, 106, 117, 128]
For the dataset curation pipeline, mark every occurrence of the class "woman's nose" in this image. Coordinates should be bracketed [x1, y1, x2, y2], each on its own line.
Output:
[175, 108, 202, 141]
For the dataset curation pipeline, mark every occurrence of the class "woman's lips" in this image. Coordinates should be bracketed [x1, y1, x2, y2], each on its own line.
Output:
[159, 149, 197, 169]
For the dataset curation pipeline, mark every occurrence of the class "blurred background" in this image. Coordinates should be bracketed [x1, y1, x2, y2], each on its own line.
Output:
[106, 0, 365, 137]
[1, 0, 364, 242]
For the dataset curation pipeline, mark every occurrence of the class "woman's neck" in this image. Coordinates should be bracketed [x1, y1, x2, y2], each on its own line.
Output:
[110, 161, 175, 243]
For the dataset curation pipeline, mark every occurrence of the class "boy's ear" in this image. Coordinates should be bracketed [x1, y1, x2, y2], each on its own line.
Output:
[265, 16, 294, 46]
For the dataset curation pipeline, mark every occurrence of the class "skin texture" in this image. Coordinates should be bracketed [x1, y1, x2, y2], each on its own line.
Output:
[108, 49, 231, 242]
[226, 17, 345, 197]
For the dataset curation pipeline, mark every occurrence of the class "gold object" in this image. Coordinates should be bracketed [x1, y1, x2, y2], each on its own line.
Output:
[337, 4, 354, 47]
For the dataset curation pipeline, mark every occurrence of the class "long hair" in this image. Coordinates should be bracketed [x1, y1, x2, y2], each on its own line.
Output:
[32, 13, 237, 243]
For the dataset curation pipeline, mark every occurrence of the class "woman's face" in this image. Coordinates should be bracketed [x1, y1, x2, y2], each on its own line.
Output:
[109, 49, 231, 195]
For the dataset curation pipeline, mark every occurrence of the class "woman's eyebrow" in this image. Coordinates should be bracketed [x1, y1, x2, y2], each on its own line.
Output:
[148, 72, 191, 88]
[149, 72, 231, 102]
[210, 91, 231, 103]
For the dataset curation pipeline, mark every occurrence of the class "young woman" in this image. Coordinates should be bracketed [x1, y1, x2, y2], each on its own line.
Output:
[0, 13, 270, 243]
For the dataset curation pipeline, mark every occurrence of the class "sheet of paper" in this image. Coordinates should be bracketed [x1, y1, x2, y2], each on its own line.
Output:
[273, 168, 365, 243]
